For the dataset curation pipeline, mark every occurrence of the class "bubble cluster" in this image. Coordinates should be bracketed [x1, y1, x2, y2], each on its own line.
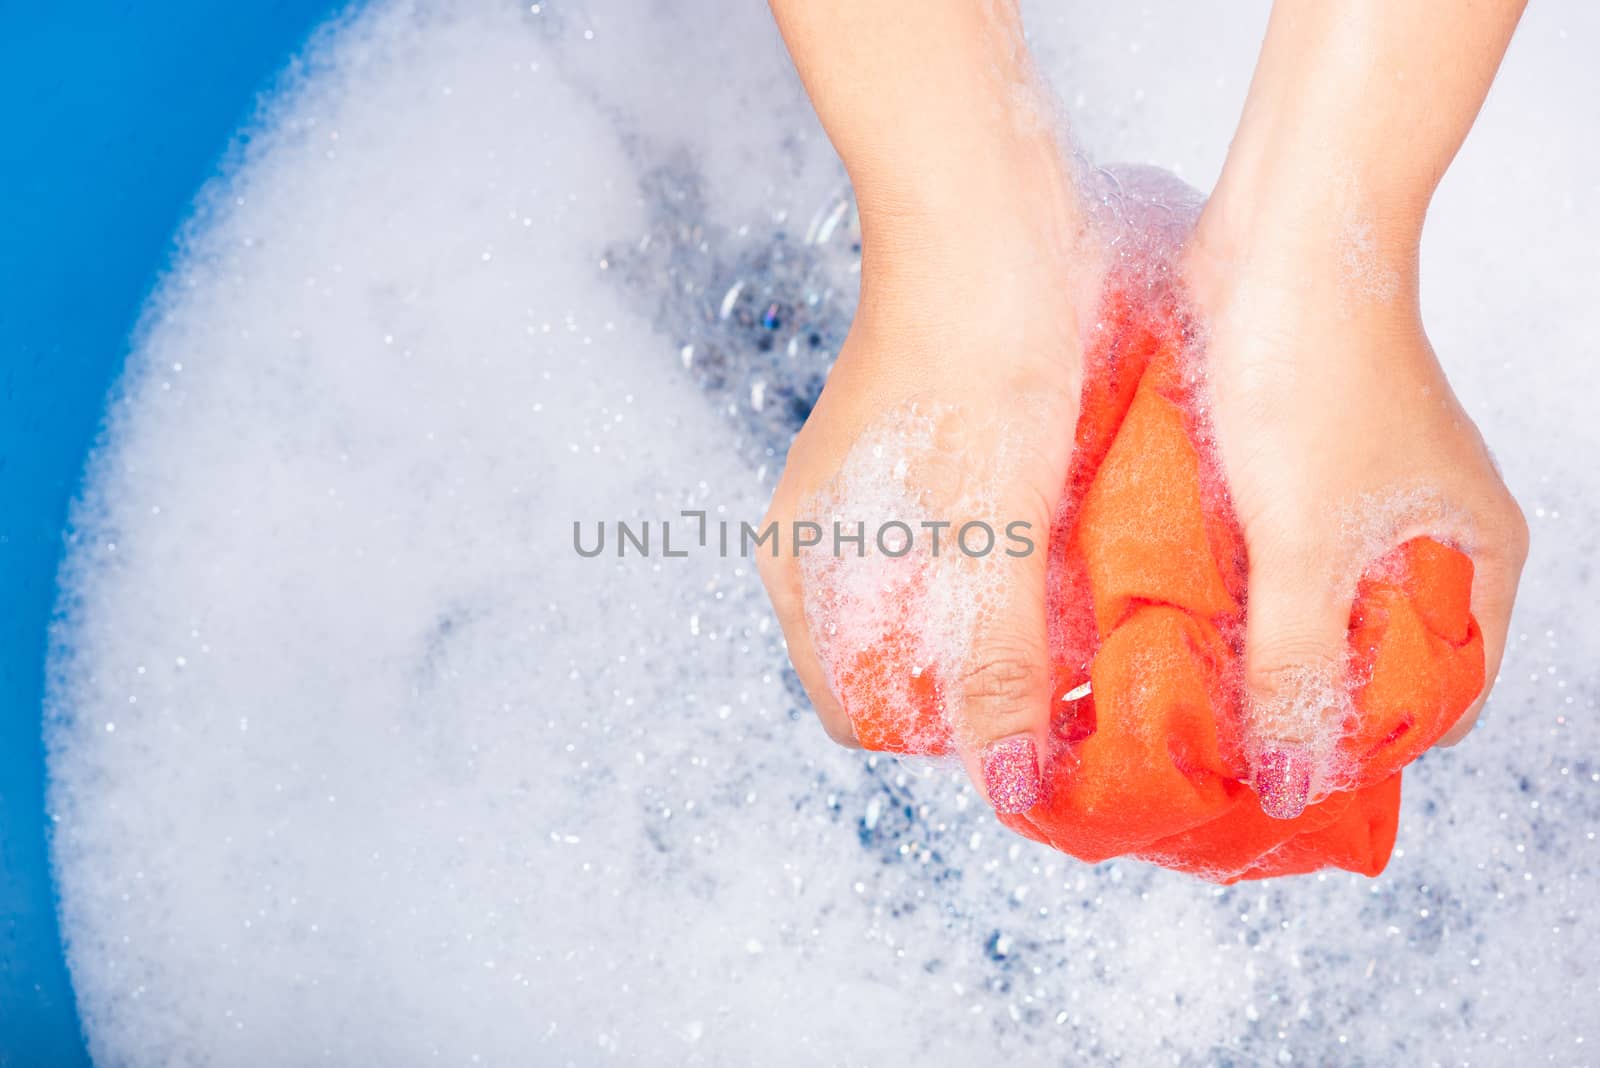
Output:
[603, 170, 860, 473]
[41, 0, 1598, 1063]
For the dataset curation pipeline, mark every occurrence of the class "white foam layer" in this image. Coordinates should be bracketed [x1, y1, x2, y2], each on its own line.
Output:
[46, 0, 1600, 1064]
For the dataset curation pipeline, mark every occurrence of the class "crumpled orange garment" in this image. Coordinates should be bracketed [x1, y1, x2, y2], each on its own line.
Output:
[837, 278, 1485, 884]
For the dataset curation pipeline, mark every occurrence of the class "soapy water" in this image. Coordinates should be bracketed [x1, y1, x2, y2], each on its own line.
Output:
[43, 0, 1598, 1063]
[604, 169, 859, 474]
[800, 400, 1050, 758]
[801, 165, 1410, 813]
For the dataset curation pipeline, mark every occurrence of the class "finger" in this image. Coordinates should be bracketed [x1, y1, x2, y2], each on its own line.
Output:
[951, 504, 1054, 814]
[755, 534, 861, 750]
[1239, 533, 1354, 820]
[1436, 504, 1529, 746]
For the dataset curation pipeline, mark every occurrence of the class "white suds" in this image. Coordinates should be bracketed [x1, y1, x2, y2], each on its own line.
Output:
[41, 0, 1597, 1064]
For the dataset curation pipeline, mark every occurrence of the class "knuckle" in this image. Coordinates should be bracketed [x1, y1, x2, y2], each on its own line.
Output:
[960, 646, 1044, 720]
[1503, 499, 1531, 566]
[817, 711, 862, 750]
[1268, 523, 1335, 563]
[1435, 702, 1483, 747]
[1242, 513, 1337, 574]
[1468, 490, 1530, 576]
[1009, 483, 1059, 547]
[1246, 636, 1344, 691]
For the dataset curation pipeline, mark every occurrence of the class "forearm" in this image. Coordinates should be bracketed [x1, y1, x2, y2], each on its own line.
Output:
[768, 0, 1081, 288]
[1204, 0, 1526, 264]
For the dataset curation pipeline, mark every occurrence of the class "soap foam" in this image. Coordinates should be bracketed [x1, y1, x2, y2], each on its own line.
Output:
[799, 402, 1050, 755]
[42, 0, 1600, 1063]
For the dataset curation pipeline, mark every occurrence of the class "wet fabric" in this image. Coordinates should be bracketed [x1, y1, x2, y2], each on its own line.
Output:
[839, 280, 1484, 883]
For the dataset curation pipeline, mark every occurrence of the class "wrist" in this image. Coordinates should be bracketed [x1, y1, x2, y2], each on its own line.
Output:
[854, 131, 1089, 301]
[844, 153, 1091, 389]
[1189, 158, 1424, 311]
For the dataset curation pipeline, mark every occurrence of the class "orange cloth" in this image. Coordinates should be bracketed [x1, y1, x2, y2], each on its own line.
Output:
[837, 281, 1484, 883]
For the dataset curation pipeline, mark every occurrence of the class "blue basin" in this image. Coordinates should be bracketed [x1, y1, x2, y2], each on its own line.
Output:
[0, 3, 340, 1059]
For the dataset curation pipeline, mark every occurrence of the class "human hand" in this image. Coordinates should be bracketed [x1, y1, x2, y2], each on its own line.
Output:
[1177, 0, 1528, 819]
[762, 0, 1100, 810]
[757, 156, 1092, 812]
[1183, 194, 1528, 819]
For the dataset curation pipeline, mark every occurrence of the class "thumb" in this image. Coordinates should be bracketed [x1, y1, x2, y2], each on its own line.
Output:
[1240, 535, 1354, 821]
[952, 510, 1053, 815]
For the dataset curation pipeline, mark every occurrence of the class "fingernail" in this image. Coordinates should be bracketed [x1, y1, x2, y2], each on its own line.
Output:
[983, 735, 1043, 814]
[1254, 746, 1311, 820]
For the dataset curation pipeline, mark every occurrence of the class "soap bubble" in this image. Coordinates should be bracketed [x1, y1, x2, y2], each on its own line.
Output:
[42, 0, 1599, 1063]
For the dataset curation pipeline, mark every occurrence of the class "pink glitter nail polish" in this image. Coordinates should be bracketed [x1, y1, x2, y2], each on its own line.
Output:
[983, 735, 1042, 814]
[1255, 746, 1311, 820]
